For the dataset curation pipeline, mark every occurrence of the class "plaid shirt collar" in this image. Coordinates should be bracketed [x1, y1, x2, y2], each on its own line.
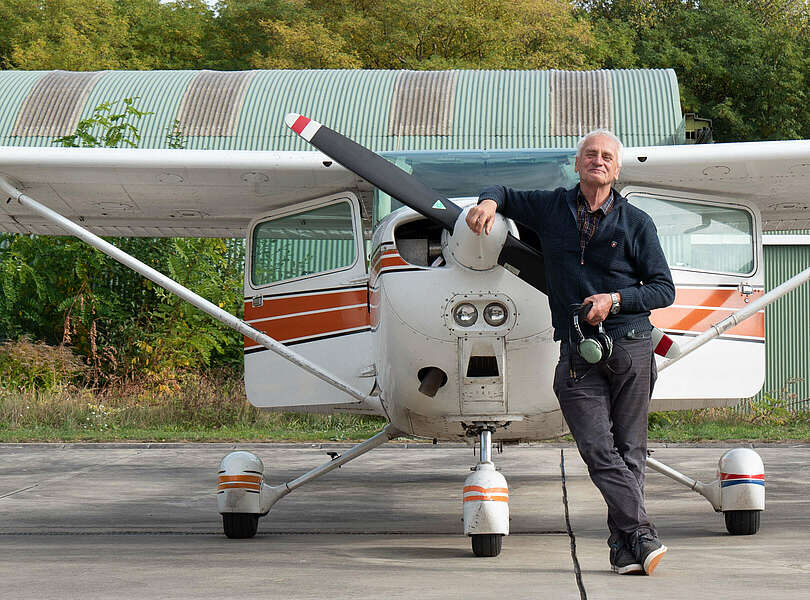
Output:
[576, 188, 614, 262]
[576, 187, 614, 216]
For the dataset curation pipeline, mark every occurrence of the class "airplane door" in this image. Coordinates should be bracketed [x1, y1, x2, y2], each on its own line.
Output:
[620, 187, 765, 408]
[242, 192, 373, 407]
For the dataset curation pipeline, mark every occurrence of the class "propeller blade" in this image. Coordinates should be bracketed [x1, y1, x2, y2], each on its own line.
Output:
[498, 234, 548, 294]
[285, 113, 462, 232]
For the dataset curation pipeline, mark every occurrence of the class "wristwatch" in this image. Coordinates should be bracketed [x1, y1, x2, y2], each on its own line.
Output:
[609, 292, 621, 315]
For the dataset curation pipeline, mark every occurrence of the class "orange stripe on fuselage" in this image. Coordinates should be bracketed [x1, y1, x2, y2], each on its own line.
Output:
[244, 305, 370, 346]
[672, 287, 764, 309]
[245, 289, 367, 321]
[651, 306, 764, 338]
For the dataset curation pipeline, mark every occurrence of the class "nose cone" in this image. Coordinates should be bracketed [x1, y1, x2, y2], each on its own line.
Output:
[444, 206, 508, 270]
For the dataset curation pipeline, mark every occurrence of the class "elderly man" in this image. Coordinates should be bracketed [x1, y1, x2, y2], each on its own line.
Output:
[466, 130, 675, 575]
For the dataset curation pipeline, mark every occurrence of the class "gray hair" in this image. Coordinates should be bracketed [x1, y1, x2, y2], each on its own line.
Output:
[576, 129, 624, 168]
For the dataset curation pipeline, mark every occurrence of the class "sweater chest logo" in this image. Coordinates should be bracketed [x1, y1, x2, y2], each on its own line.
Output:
[611, 241, 617, 248]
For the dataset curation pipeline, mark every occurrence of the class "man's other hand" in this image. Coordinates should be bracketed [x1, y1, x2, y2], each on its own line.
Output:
[583, 293, 614, 325]
[466, 200, 497, 235]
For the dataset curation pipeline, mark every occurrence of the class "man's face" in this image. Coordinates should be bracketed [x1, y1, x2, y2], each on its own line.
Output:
[574, 135, 621, 187]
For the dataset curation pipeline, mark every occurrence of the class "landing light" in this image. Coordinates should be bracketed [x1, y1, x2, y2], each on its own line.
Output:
[483, 302, 508, 326]
[453, 303, 478, 327]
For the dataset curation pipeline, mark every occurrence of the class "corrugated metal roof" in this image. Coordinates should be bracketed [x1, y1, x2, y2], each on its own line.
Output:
[177, 70, 257, 136]
[550, 70, 613, 138]
[0, 69, 685, 151]
[11, 71, 103, 138]
[388, 71, 458, 136]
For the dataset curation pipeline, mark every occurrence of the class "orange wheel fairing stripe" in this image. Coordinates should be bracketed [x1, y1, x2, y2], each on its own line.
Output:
[245, 289, 367, 321]
[651, 306, 764, 338]
[463, 485, 509, 502]
[463, 495, 509, 502]
[244, 305, 370, 345]
[218, 475, 262, 484]
[218, 482, 261, 491]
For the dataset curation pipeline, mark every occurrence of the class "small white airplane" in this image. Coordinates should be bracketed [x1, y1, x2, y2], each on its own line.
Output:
[1, 115, 808, 556]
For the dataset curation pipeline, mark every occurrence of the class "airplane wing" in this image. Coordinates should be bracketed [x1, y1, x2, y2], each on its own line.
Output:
[0, 147, 371, 237]
[2, 140, 808, 237]
[621, 140, 810, 231]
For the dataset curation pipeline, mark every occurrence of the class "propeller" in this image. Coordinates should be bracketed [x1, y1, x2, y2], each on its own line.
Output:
[285, 114, 548, 295]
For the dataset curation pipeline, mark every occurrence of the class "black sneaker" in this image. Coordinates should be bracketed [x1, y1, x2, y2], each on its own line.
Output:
[610, 539, 643, 575]
[629, 530, 667, 575]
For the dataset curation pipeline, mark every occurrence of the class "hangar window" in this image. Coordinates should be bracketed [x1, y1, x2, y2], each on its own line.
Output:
[628, 194, 754, 275]
[251, 201, 357, 286]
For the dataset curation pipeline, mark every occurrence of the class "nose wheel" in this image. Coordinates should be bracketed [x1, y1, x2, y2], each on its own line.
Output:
[471, 532, 504, 557]
[463, 426, 509, 557]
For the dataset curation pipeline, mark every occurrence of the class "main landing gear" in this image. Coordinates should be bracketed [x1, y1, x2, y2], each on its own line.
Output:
[217, 424, 401, 538]
[646, 447, 765, 535]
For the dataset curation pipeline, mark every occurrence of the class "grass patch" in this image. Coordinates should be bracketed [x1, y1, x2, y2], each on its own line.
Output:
[0, 370, 385, 443]
[648, 404, 810, 443]
[1, 366, 808, 443]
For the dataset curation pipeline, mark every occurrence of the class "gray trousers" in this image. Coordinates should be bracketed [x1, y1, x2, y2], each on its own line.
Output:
[553, 335, 657, 540]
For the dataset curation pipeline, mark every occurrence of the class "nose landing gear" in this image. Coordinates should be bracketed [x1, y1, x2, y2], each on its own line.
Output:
[463, 425, 509, 557]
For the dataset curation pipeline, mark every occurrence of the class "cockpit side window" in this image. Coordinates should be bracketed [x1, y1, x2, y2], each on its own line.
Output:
[251, 201, 357, 286]
[628, 194, 755, 275]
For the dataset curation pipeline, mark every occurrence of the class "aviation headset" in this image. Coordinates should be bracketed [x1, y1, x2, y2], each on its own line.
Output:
[571, 302, 613, 365]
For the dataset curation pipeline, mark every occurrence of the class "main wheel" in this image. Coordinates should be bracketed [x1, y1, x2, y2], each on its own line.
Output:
[471, 534, 503, 557]
[724, 510, 760, 535]
[223, 513, 259, 539]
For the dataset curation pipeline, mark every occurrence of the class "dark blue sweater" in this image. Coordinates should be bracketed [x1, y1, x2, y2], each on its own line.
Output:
[479, 184, 675, 341]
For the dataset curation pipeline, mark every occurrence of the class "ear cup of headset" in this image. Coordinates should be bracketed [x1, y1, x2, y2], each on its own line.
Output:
[595, 324, 613, 362]
[578, 337, 605, 364]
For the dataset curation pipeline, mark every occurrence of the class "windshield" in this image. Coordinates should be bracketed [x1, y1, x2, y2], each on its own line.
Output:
[375, 148, 578, 223]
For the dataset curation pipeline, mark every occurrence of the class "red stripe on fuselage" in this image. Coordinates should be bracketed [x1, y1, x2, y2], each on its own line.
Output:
[245, 289, 367, 322]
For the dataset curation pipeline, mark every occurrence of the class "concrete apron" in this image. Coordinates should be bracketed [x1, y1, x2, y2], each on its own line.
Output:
[0, 444, 807, 600]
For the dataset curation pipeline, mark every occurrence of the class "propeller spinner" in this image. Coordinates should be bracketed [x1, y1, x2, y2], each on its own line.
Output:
[285, 113, 548, 294]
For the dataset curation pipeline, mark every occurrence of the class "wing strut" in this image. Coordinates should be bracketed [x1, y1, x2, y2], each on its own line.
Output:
[658, 266, 810, 372]
[0, 177, 369, 403]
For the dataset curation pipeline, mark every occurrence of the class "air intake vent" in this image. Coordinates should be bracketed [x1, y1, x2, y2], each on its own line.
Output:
[388, 71, 458, 136]
[549, 70, 613, 137]
[12, 71, 103, 137]
[466, 356, 499, 378]
[176, 70, 257, 136]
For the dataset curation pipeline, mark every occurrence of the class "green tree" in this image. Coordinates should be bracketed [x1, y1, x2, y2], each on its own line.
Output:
[308, 0, 598, 70]
[582, 0, 810, 141]
[208, 0, 294, 70]
[115, 0, 215, 70]
[1, 0, 130, 70]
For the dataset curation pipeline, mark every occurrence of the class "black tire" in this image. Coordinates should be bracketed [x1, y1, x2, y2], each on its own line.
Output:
[223, 513, 259, 539]
[471, 534, 503, 557]
[724, 510, 760, 535]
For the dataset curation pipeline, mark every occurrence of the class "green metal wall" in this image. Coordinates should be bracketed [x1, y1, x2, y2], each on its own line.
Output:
[0, 69, 684, 151]
[755, 241, 810, 410]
